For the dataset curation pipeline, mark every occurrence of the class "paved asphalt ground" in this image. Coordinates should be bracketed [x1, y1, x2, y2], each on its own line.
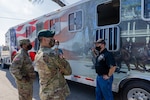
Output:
[0, 66, 119, 100]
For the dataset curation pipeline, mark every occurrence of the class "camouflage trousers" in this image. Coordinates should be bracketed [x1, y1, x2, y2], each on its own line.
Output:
[16, 80, 33, 100]
[40, 94, 66, 100]
[40, 88, 69, 100]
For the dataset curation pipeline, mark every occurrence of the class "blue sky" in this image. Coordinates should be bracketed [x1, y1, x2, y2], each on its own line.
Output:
[0, 0, 80, 45]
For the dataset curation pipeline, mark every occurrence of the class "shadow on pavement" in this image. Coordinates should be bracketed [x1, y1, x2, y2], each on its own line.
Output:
[0, 65, 40, 100]
[0, 64, 119, 100]
[0, 65, 17, 88]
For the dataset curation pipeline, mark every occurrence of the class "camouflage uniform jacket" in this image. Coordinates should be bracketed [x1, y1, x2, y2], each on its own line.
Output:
[34, 47, 72, 100]
[9, 48, 36, 82]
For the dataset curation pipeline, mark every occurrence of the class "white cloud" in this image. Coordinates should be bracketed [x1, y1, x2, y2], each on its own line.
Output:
[0, 0, 80, 45]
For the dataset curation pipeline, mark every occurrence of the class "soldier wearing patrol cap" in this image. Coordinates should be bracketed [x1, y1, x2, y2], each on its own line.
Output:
[9, 38, 36, 100]
[34, 29, 72, 100]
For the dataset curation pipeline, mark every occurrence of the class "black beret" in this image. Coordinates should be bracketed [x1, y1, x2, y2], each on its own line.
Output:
[38, 30, 55, 38]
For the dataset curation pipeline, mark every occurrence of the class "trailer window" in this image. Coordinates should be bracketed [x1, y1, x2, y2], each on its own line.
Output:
[26, 26, 32, 37]
[36, 22, 43, 36]
[69, 13, 75, 31]
[35, 22, 43, 51]
[97, 0, 120, 26]
[142, 0, 150, 20]
[76, 11, 82, 30]
[50, 20, 54, 30]
[68, 10, 82, 31]
[2, 46, 9, 51]
[10, 28, 17, 47]
[95, 26, 120, 51]
[49, 18, 60, 34]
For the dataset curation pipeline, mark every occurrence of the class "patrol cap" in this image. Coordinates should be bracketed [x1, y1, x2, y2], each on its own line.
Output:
[94, 38, 106, 44]
[38, 29, 55, 39]
[19, 38, 30, 45]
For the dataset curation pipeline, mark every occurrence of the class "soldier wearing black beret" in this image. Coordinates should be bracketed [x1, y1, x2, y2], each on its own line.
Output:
[35, 29, 72, 100]
[38, 29, 55, 39]
[37, 29, 55, 47]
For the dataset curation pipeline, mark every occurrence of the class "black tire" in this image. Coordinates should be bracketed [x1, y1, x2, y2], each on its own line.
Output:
[121, 81, 150, 100]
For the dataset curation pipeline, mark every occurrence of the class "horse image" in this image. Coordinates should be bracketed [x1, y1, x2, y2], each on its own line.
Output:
[114, 44, 150, 74]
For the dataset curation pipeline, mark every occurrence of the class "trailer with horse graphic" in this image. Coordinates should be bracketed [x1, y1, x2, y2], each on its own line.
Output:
[2, 0, 150, 99]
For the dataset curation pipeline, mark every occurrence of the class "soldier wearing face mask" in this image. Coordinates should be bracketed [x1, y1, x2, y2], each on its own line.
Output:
[9, 38, 36, 100]
[34, 30, 72, 100]
[93, 38, 116, 100]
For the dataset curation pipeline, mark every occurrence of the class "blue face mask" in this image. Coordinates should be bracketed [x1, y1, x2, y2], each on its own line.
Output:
[54, 45, 59, 48]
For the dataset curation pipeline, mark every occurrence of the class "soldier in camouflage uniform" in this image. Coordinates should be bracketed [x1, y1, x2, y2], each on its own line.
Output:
[34, 30, 72, 100]
[9, 38, 36, 100]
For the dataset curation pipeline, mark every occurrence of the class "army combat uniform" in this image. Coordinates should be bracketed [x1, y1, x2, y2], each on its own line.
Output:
[9, 39, 36, 100]
[35, 47, 72, 100]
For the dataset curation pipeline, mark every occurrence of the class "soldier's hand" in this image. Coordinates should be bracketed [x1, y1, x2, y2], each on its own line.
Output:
[59, 55, 64, 59]
[59, 68, 64, 74]
[91, 48, 96, 52]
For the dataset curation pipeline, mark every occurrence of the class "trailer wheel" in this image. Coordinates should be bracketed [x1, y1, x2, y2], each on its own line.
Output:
[121, 81, 150, 100]
[1, 59, 5, 69]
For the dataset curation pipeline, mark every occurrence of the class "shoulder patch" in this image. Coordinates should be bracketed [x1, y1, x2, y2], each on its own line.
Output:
[43, 53, 49, 63]
[13, 57, 20, 61]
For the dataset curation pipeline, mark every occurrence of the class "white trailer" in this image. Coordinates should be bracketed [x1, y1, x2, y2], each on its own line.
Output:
[3, 0, 150, 99]
[0, 31, 14, 69]
[0, 45, 11, 69]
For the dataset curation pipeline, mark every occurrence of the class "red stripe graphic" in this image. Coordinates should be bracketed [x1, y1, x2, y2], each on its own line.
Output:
[54, 27, 75, 42]
[16, 32, 26, 37]
[29, 20, 37, 25]
[44, 20, 49, 29]
[16, 25, 24, 31]
[31, 26, 36, 32]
